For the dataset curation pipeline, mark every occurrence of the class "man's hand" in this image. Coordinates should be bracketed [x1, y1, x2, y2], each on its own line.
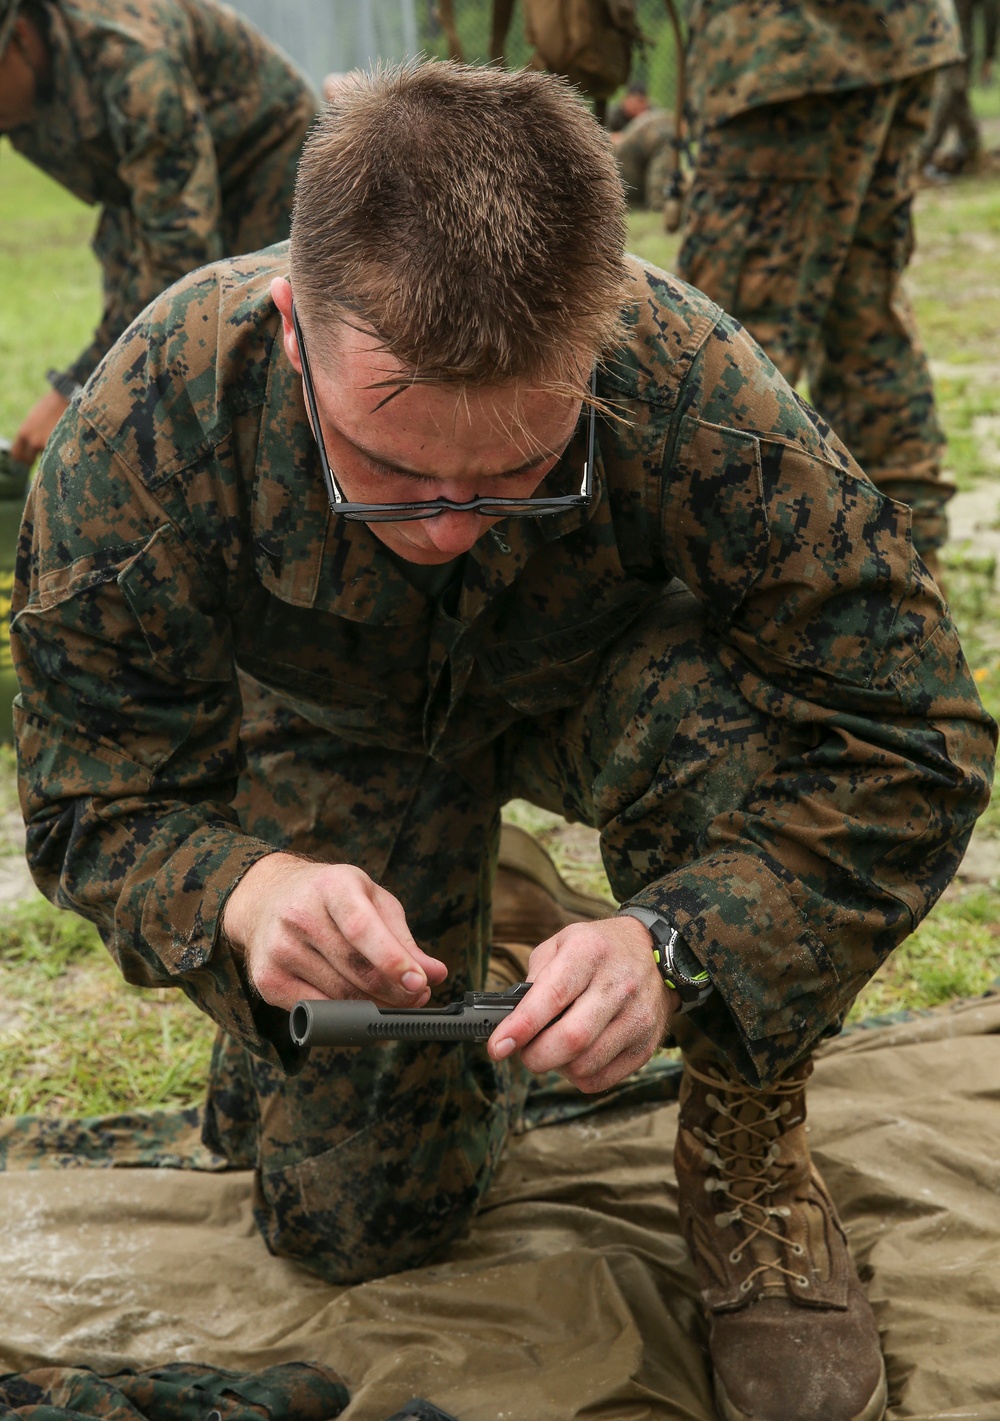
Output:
[11, 389, 70, 466]
[222, 853, 449, 1010]
[488, 916, 676, 1093]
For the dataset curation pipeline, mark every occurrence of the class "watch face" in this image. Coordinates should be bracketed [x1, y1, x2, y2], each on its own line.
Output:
[620, 907, 711, 1005]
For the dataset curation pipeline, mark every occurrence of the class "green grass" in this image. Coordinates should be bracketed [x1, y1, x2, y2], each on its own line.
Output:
[0, 146, 99, 436]
[0, 897, 215, 1117]
[2, 130, 1000, 1118]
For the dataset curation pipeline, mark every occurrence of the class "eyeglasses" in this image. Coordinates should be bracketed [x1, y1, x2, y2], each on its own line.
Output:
[292, 303, 596, 522]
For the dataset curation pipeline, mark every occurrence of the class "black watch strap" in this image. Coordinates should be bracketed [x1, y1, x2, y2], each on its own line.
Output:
[617, 905, 713, 1013]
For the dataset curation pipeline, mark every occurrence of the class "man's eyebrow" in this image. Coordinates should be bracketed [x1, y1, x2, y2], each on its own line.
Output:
[340, 428, 575, 479]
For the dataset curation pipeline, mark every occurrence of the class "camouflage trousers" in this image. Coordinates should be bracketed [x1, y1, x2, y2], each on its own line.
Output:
[203, 587, 811, 1285]
[676, 74, 951, 554]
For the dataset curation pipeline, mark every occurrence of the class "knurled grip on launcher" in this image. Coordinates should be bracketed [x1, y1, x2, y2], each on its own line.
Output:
[289, 982, 532, 1048]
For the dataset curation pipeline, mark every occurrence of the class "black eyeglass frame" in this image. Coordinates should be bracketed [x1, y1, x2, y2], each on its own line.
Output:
[291, 303, 597, 522]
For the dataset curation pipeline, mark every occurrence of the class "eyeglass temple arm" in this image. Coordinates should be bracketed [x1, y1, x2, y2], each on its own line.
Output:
[291, 301, 346, 507]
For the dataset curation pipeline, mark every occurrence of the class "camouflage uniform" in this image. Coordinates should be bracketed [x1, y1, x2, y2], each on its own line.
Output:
[677, 0, 964, 554]
[614, 106, 675, 209]
[11, 248, 994, 1284]
[5, 0, 318, 389]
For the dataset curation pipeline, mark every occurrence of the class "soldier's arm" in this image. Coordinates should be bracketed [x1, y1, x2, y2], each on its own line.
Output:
[626, 296, 995, 1086]
[10, 354, 290, 1065]
[64, 54, 224, 388]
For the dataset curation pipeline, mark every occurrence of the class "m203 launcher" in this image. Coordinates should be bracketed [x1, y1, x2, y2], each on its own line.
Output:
[289, 982, 531, 1048]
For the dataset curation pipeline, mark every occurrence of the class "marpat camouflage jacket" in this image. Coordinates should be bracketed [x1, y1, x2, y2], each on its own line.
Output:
[686, 0, 964, 127]
[11, 249, 995, 1077]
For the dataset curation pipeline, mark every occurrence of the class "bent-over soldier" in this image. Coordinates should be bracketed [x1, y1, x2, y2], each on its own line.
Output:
[0, 0, 318, 466]
[11, 64, 995, 1421]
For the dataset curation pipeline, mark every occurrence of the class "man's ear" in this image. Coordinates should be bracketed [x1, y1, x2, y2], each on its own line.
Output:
[270, 277, 302, 375]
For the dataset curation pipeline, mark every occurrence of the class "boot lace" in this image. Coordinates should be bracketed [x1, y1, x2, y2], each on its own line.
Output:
[686, 1060, 810, 1293]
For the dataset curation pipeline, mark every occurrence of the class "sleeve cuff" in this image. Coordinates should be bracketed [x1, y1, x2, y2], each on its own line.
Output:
[131, 829, 302, 1071]
[628, 848, 844, 1084]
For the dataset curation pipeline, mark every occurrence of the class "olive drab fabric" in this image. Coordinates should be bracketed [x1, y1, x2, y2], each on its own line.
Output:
[6, 0, 318, 389]
[10, 246, 994, 1277]
[522, 0, 643, 100]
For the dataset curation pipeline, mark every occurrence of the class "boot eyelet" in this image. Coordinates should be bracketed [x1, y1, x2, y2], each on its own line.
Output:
[739, 1279, 752, 1293]
[729, 1250, 742, 1264]
[797, 1276, 809, 1287]
[791, 1243, 805, 1256]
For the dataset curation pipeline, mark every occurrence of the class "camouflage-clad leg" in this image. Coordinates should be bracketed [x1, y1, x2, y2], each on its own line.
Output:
[503, 587, 797, 899]
[206, 677, 519, 1285]
[502, 586, 824, 1084]
[807, 75, 952, 553]
[676, 75, 950, 553]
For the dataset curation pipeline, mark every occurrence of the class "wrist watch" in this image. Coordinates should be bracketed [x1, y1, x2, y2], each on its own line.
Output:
[617, 905, 713, 1013]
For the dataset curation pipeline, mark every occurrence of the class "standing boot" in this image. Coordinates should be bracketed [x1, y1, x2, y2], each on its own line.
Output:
[675, 1055, 887, 1421]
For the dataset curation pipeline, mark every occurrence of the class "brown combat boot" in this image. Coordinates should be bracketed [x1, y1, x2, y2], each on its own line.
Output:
[492, 823, 614, 945]
[675, 1056, 887, 1421]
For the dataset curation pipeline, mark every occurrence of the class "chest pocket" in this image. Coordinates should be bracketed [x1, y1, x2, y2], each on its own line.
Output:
[479, 600, 652, 715]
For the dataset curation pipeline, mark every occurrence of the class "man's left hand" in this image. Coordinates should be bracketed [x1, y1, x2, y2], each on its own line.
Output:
[11, 388, 70, 466]
[488, 915, 676, 1092]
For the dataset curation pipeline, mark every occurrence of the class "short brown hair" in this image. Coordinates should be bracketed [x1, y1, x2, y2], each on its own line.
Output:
[290, 61, 628, 389]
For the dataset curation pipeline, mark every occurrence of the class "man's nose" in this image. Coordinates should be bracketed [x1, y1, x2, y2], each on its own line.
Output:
[421, 510, 490, 555]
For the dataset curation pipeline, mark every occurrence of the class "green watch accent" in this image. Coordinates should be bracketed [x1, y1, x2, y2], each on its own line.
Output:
[617, 905, 713, 1013]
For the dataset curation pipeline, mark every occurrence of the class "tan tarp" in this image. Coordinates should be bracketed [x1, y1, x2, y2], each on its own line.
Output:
[2, 998, 999, 1420]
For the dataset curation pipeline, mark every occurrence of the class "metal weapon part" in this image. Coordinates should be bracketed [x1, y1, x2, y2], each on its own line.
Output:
[290, 982, 532, 1048]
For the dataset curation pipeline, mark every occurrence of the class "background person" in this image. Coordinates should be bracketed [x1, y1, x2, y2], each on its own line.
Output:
[676, 0, 964, 581]
[606, 79, 650, 131]
[11, 63, 995, 1421]
[0, 0, 318, 468]
[612, 104, 675, 208]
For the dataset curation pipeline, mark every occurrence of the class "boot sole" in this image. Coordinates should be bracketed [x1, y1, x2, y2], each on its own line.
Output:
[498, 823, 615, 922]
[715, 1357, 888, 1421]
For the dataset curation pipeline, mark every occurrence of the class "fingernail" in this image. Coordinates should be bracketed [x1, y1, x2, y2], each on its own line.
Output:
[402, 971, 426, 993]
[493, 1037, 516, 1060]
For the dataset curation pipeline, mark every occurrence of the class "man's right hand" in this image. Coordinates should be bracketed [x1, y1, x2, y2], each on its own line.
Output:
[221, 853, 449, 1010]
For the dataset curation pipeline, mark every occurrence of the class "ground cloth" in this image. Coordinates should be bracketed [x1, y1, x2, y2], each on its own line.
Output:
[1, 997, 998, 1420]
